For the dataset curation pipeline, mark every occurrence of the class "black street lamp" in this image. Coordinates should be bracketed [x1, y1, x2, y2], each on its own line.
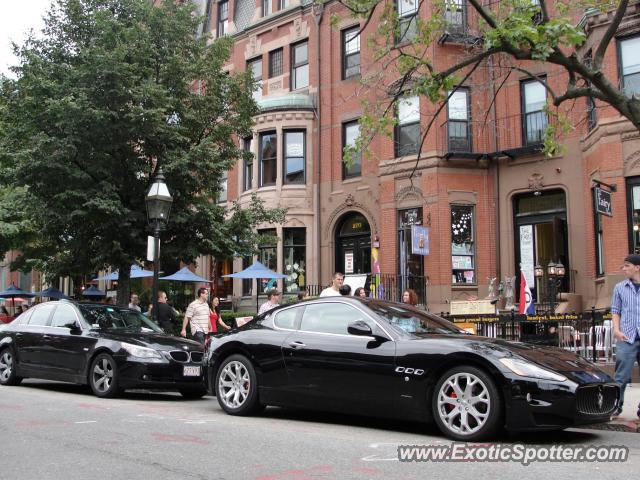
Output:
[534, 260, 565, 314]
[145, 167, 173, 324]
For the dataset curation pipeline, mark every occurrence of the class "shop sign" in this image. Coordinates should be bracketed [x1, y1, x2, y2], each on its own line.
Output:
[595, 187, 612, 217]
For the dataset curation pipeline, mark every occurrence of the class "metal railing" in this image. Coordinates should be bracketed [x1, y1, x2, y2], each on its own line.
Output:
[442, 308, 614, 363]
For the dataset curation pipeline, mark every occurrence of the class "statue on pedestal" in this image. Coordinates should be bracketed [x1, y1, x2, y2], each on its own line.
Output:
[503, 275, 516, 311]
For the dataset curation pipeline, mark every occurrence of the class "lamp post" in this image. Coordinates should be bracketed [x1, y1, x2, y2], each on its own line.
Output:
[145, 167, 173, 324]
[534, 261, 565, 314]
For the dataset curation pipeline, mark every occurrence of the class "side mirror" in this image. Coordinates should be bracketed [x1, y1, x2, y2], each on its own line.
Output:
[64, 321, 81, 333]
[348, 320, 373, 336]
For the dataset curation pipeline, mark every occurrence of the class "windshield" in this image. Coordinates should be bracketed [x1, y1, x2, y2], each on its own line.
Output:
[79, 305, 163, 333]
[367, 302, 466, 335]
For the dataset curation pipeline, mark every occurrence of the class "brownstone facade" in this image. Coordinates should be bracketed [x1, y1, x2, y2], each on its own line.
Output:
[182, 0, 640, 313]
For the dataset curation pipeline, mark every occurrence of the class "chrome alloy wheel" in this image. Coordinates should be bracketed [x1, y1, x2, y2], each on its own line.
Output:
[436, 372, 491, 436]
[218, 360, 251, 409]
[92, 357, 114, 393]
[0, 350, 13, 382]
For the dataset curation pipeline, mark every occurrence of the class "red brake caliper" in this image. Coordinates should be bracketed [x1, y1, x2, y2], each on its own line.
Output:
[446, 390, 457, 412]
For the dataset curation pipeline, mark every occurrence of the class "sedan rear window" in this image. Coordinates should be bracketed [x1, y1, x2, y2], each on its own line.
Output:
[79, 305, 162, 333]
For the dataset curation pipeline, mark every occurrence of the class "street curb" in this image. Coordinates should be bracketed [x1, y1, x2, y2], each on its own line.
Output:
[577, 419, 640, 433]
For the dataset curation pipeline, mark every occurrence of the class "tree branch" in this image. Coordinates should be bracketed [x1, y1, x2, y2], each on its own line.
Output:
[595, 0, 629, 68]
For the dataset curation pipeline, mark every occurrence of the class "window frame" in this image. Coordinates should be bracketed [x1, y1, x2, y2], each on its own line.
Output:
[450, 204, 476, 285]
[262, 0, 272, 17]
[242, 137, 253, 192]
[218, 170, 228, 203]
[342, 26, 361, 80]
[342, 120, 362, 179]
[290, 41, 309, 90]
[258, 228, 278, 294]
[394, 95, 420, 157]
[395, 0, 419, 45]
[446, 87, 471, 152]
[283, 130, 306, 185]
[247, 56, 263, 101]
[618, 35, 640, 98]
[520, 78, 548, 147]
[259, 131, 277, 187]
[283, 227, 306, 293]
[216, 0, 228, 38]
[268, 48, 283, 78]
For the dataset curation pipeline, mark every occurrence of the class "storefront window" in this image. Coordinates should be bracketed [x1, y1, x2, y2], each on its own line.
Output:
[397, 208, 424, 278]
[627, 178, 640, 254]
[258, 229, 277, 294]
[283, 228, 306, 294]
[451, 205, 475, 284]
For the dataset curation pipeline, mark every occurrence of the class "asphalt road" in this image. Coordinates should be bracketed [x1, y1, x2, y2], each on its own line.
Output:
[0, 380, 638, 480]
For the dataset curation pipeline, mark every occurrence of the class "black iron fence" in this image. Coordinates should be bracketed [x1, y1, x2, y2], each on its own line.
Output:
[306, 273, 428, 306]
[441, 308, 614, 363]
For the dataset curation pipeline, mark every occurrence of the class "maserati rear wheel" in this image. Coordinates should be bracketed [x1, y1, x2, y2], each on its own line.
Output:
[432, 365, 502, 441]
[215, 354, 262, 415]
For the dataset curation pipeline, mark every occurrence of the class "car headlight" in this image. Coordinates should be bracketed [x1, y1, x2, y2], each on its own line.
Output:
[499, 357, 567, 382]
[121, 342, 162, 360]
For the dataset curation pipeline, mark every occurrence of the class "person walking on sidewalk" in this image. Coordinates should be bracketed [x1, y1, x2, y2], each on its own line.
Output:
[611, 254, 640, 417]
[320, 272, 344, 297]
[180, 287, 210, 344]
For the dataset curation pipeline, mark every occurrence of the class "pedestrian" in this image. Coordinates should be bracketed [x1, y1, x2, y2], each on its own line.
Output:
[297, 289, 310, 301]
[354, 287, 367, 298]
[402, 289, 419, 306]
[258, 289, 280, 315]
[319, 272, 344, 297]
[209, 296, 231, 333]
[0, 306, 10, 324]
[128, 293, 141, 312]
[180, 287, 210, 344]
[611, 254, 640, 418]
[14, 305, 23, 316]
[154, 290, 178, 334]
[339, 284, 351, 296]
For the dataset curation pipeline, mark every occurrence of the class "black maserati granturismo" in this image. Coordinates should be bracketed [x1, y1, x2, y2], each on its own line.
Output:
[205, 297, 619, 440]
[0, 300, 206, 398]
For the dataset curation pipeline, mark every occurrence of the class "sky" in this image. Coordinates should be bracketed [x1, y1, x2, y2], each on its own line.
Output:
[0, 0, 52, 77]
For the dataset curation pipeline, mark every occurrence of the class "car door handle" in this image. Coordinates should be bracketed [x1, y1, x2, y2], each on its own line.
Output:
[42, 335, 51, 341]
[288, 341, 306, 349]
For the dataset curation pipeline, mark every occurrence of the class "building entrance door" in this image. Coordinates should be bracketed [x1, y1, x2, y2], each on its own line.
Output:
[336, 213, 371, 275]
[514, 190, 569, 303]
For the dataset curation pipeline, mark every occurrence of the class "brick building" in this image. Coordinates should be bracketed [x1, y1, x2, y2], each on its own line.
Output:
[183, 0, 640, 313]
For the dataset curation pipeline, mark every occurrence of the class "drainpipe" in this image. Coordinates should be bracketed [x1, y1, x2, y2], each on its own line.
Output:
[314, 2, 324, 286]
[488, 55, 501, 282]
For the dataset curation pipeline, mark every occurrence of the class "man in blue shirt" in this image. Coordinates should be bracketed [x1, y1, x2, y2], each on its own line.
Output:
[611, 254, 640, 417]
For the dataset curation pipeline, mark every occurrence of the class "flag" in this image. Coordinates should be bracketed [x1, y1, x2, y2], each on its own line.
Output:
[519, 272, 535, 315]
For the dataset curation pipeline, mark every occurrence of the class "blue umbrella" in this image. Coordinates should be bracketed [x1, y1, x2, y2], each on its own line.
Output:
[0, 283, 36, 314]
[82, 285, 105, 297]
[33, 286, 70, 300]
[159, 266, 212, 283]
[223, 261, 287, 311]
[94, 265, 154, 281]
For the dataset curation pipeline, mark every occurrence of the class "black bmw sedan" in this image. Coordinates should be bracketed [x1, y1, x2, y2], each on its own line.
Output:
[0, 300, 206, 399]
[206, 297, 619, 441]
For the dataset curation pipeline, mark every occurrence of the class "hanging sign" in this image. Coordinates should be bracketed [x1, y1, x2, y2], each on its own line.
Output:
[411, 225, 430, 255]
[594, 187, 612, 217]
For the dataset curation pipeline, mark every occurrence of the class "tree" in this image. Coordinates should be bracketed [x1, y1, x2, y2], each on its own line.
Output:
[338, 0, 640, 163]
[0, 0, 285, 303]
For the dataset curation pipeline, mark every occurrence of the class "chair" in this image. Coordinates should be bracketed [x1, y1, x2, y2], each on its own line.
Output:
[585, 325, 613, 361]
[558, 325, 577, 352]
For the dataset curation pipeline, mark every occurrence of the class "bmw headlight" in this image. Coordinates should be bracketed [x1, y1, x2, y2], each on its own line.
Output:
[121, 342, 162, 360]
[499, 357, 567, 382]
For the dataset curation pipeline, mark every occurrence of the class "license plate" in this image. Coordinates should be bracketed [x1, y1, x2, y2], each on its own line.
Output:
[183, 366, 201, 377]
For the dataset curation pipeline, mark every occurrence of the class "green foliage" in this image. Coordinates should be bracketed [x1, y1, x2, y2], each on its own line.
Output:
[0, 0, 284, 285]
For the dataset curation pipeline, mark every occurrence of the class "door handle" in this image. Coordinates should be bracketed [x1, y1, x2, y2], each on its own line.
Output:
[42, 335, 51, 341]
[288, 341, 306, 349]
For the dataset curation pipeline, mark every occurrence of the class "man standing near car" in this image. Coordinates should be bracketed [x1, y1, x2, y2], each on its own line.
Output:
[320, 272, 344, 297]
[180, 287, 210, 344]
[611, 254, 640, 417]
[156, 290, 178, 334]
[128, 294, 141, 312]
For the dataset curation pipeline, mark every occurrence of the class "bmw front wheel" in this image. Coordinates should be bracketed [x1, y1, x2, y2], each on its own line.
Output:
[89, 353, 121, 398]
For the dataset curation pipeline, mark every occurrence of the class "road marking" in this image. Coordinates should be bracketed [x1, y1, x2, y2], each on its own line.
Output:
[75, 420, 98, 424]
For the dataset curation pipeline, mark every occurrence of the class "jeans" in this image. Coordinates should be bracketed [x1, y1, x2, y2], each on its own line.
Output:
[614, 339, 640, 408]
[193, 331, 206, 345]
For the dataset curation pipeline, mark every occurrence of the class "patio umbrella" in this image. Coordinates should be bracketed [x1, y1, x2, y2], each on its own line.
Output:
[159, 266, 212, 283]
[82, 285, 105, 297]
[223, 261, 287, 312]
[94, 265, 155, 281]
[33, 286, 70, 300]
[0, 283, 36, 314]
